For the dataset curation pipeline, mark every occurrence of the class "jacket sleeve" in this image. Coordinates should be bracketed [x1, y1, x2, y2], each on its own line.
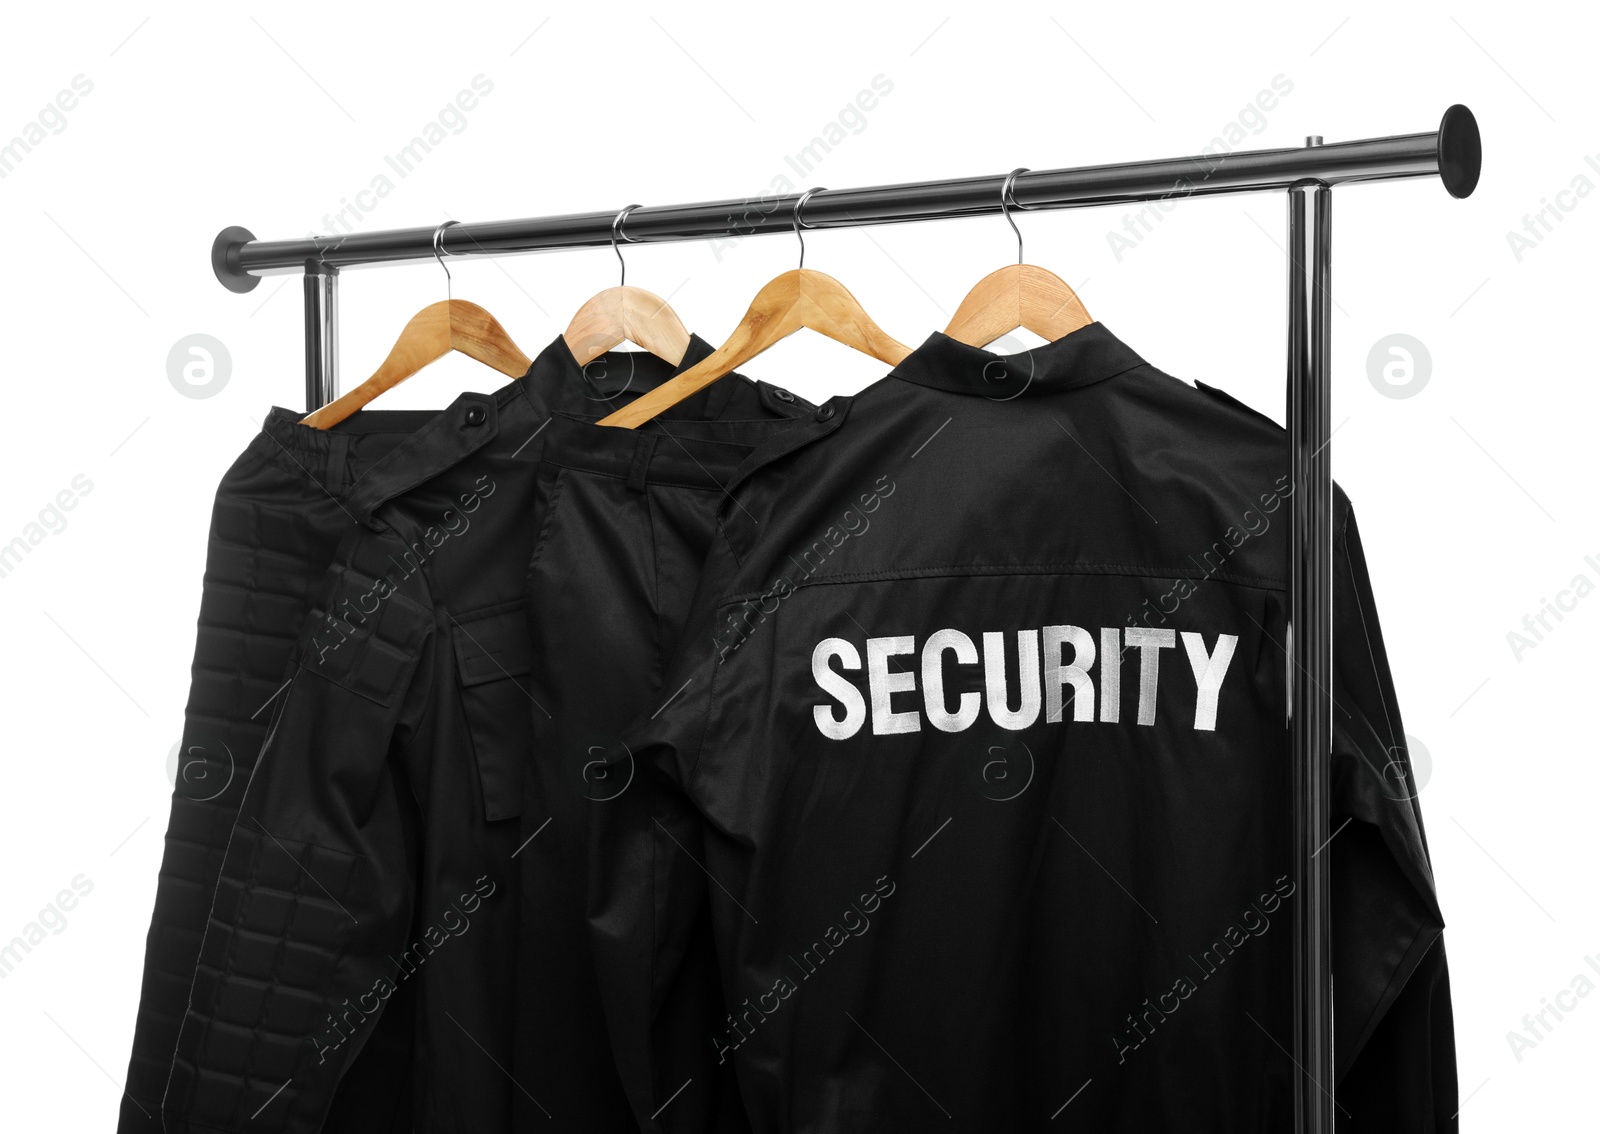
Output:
[161, 535, 435, 1134]
[1329, 494, 1457, 1130]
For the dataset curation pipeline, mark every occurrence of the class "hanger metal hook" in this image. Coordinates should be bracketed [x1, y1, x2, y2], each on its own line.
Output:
[612, 204, 641, 288]
[432, 219, 461, 299]
[794, 187, 826, 269]
[1000, 168, 1030, 265]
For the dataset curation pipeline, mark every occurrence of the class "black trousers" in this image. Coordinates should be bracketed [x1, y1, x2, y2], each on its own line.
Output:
[516, 412, 805, 1133]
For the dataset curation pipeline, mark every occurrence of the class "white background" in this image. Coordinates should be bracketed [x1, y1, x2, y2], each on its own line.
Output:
[0, 1, 1593, 1127]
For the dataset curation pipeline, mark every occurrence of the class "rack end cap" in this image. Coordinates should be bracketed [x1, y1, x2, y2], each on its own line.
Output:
[212, 226, 260, 293]
[1438, 105, 1481, 199]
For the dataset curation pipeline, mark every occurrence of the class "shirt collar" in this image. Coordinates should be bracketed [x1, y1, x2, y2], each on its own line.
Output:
[345, 335, 709, 529]
[345, 332, 806, 529]
[537, 332, 810, 421]
[543, 331, 718, 410]
[887, 321, 1147, 399]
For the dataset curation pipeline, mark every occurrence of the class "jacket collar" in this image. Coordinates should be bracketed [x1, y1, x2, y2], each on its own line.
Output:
[887, 321, 1147, 400]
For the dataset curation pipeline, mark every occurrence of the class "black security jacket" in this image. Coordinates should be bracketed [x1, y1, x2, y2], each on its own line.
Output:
[598, 324, 1456, 1132]
[161, 336, 806, 1132]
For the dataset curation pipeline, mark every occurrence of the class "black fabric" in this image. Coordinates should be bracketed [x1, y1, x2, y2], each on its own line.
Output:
[158, 339, 809, 1133]
[596, 322, 1456, 1132]
[516, 412, 809, 1133]
[1328, 503, 1457, 1132]
[119, 406, 435, 1133]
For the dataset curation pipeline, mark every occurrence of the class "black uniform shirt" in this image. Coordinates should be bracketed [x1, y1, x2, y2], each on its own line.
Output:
[599, 323, 1456, 1132]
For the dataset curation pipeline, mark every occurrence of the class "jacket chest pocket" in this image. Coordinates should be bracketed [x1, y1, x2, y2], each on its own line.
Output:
[452, 603, 534, 823]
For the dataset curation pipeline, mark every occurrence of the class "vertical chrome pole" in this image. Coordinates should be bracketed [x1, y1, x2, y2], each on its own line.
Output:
[303, 260, 339, 411]
[1287, 140, 1334, 1134]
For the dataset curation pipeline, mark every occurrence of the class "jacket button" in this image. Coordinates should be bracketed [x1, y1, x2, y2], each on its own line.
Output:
[771, 387, 795, 403]
[815, 403, 835, 422]
[464, 406, 487, 426]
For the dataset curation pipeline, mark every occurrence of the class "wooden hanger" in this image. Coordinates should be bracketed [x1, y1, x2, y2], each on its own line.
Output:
[563, 205, 692, 367]
[599, 190, 910, 429]
[944, 168, 1093, 348]
[302, 221, 532, 429]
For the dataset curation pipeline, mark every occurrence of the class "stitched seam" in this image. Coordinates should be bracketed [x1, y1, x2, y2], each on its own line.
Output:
[541, 460, 739, 492]
[450, 600, 534, 680]
[716, 516, 746, 569]
[894, 357, 1149, 396]
[719, 560, 1286, 604]
[688, 636, 720, 786]
[644, 490, 664, 674]
[526, 468, 570, 572]
[645, 430, 772, 451]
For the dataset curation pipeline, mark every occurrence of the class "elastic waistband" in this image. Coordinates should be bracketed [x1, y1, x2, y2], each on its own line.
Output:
[251, 405, 439, 453]
[540, 412, 803, 491]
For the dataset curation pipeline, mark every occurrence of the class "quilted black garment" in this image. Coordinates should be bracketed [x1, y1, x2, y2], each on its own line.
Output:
[159, 338, 809, 1132]
[120, 406, 437, 1133]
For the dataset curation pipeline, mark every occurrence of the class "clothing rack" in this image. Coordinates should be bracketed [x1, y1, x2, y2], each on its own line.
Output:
[210, 104, 1481, 1133]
